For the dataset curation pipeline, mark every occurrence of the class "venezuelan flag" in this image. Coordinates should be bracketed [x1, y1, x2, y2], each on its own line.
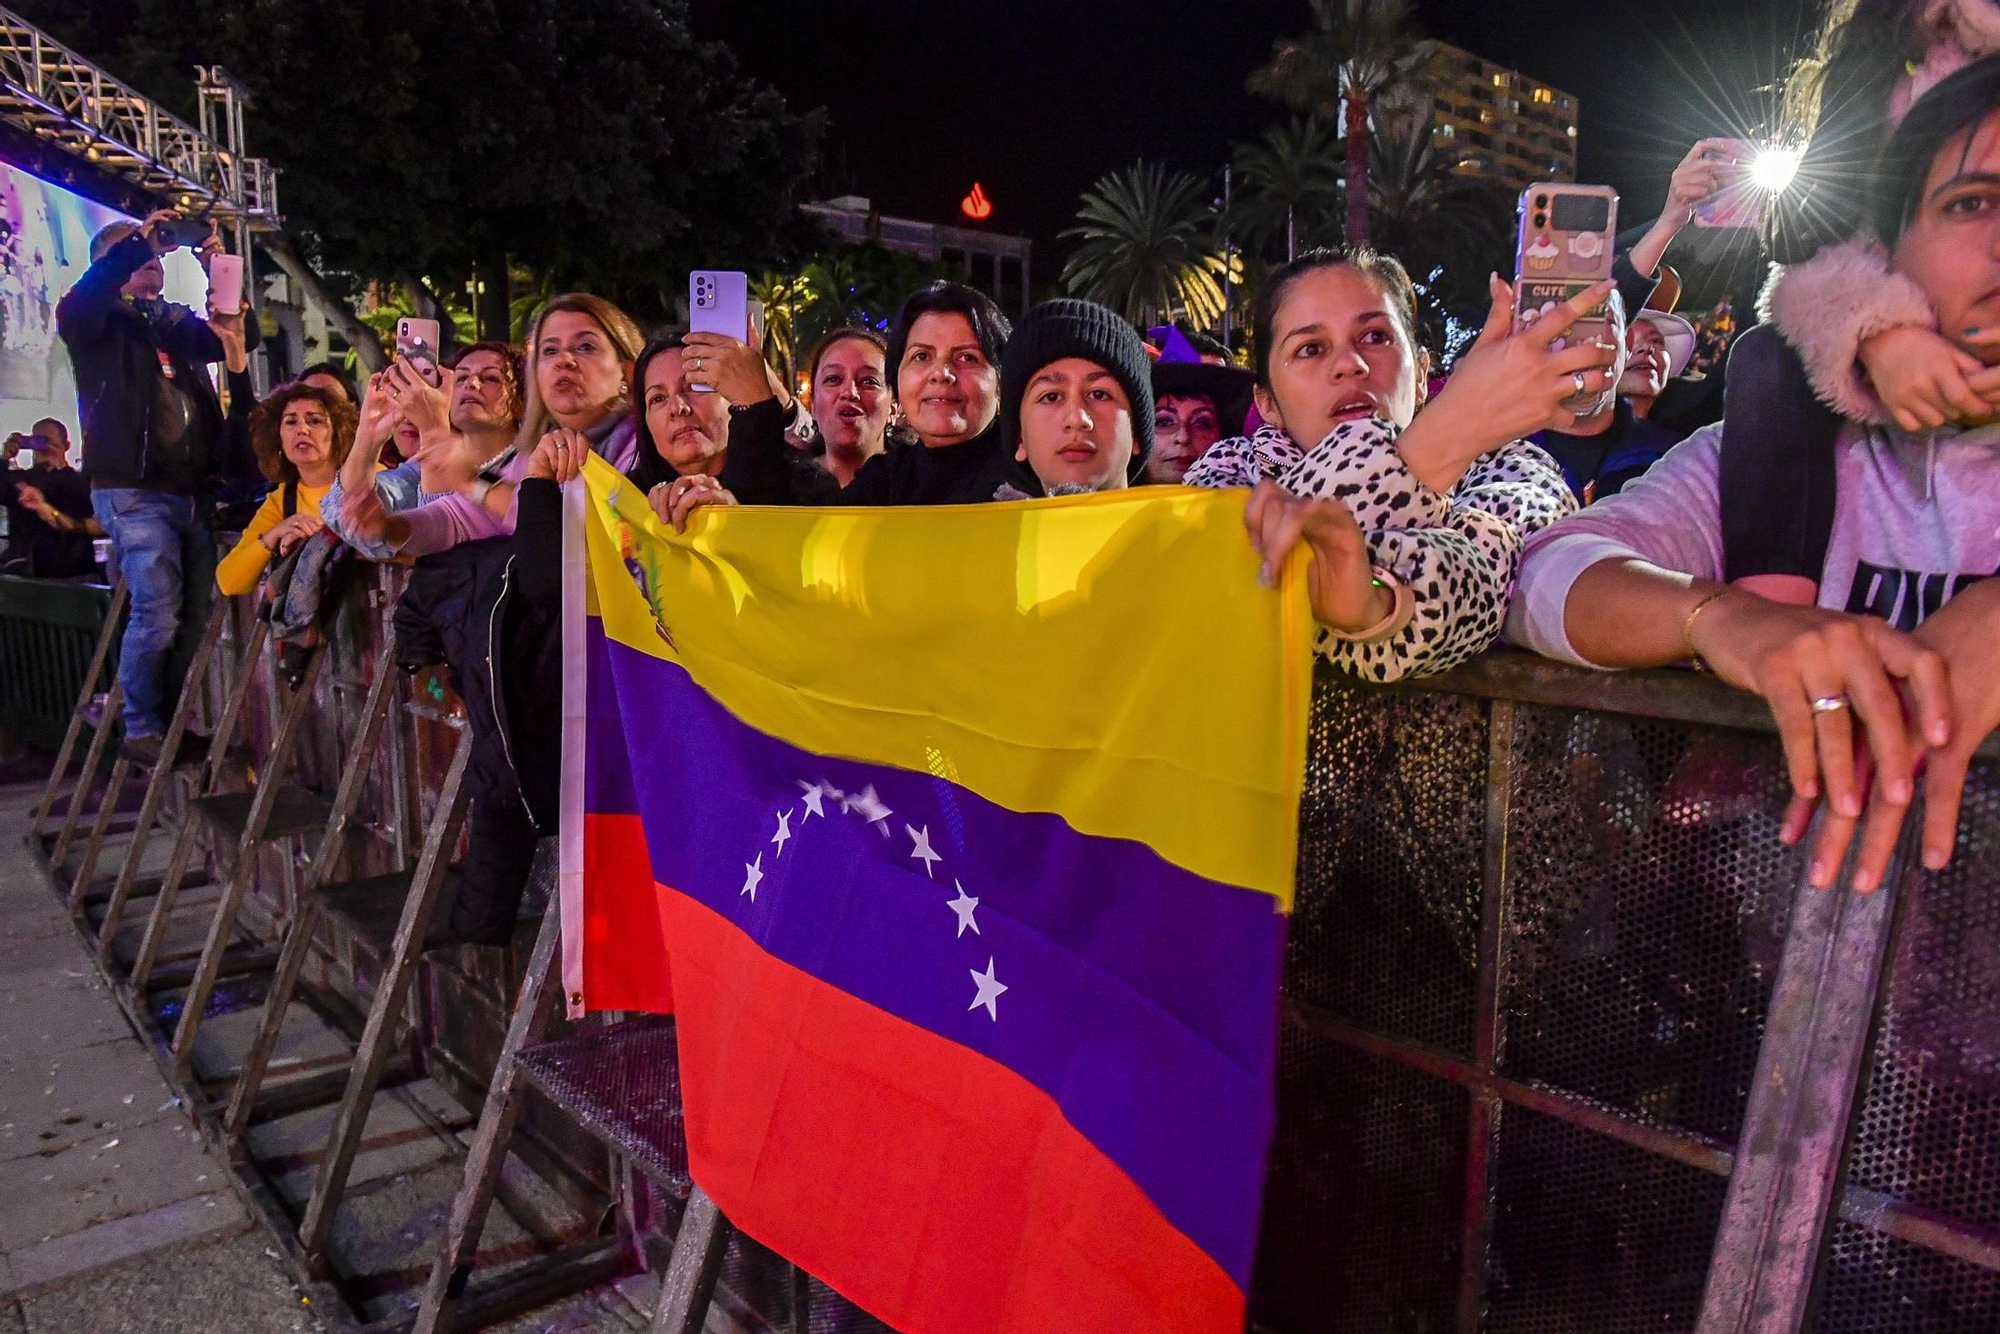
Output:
[560, 455, 1311, 1333]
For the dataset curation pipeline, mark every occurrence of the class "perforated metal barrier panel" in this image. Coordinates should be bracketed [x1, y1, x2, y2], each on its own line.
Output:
[1253, 659, 2000, 1334]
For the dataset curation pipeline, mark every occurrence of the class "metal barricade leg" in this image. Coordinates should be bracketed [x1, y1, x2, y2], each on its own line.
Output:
[220, 633, 403, 1134]
[296, 727, 474, 1260]
[169, 643, 330, 1081]
[66, 754, 133, 911]
[48, 681, 122, 870]
[31, 577, 128, 839]
[410, 877, 564, 1334]
[648, 1187, 732, 1334]
[111, 620, 270, 979]
[85, 602, 232, 925]
[1693, 812, 1920, 1334]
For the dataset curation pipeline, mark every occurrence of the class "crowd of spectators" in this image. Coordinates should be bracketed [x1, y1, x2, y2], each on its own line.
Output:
[41, 43, 2000, 937]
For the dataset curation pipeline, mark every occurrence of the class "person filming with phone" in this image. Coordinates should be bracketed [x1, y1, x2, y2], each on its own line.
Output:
[55, 207, 257, 766]
[1, 420, 99, 578]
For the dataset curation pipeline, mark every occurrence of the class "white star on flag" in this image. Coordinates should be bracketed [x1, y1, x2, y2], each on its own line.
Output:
[741, 853, 764, 901]
[947, 881, 980, 937]
[907, 824, 941, 877]
[968, 957, 1007, 1021]
[797, 781, 826, 820]
[847, 784, 893, 835]
[771, 808, 793, 855]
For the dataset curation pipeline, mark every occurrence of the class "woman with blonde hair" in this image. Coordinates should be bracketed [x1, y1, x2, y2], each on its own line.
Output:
[215, 381, 358, 596]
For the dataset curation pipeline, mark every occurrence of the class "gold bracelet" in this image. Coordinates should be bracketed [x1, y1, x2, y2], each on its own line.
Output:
[1681, 587, 1733, 668]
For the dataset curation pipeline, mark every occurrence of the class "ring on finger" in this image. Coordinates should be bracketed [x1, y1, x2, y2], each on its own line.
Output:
[1572, 371, 1588, 396]
[1811, 695, 1851, 715]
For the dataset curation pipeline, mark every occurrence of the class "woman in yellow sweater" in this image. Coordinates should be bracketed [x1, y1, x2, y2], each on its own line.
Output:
[215, 381, 358, 596]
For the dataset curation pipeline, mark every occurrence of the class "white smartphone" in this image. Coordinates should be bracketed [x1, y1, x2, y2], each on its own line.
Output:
[207, 253, 244, 316]
[689, 270, 749, 392]
[396, 317, 443, 387]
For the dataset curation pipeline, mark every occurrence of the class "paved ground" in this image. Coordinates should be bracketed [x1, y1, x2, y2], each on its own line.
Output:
[0, 775, 673, 1332]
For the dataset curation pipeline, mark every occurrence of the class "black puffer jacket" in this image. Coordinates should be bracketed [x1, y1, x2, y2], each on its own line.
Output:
[54, 233, 255, 492]
[391, 536, 559, 829]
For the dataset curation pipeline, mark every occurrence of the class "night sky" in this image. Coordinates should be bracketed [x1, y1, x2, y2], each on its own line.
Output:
[691, 0, 1822, 288]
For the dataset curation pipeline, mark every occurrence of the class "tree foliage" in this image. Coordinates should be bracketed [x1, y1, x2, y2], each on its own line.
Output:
[1367, 127, 1513, 359]
[1229, 117, 1343, 263]
[1061, 162, 1232, 329]
[19, 0, 823, 329]
[1248, 0, 1434, 247]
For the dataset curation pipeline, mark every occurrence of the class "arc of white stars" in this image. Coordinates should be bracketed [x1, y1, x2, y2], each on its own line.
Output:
[907, 824, 941, 878]
[741, 853, 764, 902]
[947, 881, 980, 937]
[797, 781, 827, 820]
[968, 957, 1007, 1021]
[771, 808, 793, 856]
[846, 784, 893, 836]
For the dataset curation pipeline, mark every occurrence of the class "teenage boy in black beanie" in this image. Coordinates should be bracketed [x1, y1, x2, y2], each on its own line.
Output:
[992, 299, 1154, 498]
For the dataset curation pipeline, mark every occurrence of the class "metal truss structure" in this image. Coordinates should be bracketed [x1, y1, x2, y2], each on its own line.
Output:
[0, 4, 278, 228]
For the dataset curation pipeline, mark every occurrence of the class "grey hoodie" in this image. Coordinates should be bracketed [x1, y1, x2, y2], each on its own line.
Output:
[1507, 418, 2000, 664]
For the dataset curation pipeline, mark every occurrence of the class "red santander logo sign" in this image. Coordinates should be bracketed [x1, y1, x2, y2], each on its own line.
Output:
[960, 182, 993, 221]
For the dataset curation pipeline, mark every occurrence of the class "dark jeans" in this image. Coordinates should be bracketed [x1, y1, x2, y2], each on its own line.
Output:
[89, 487, 215, 737]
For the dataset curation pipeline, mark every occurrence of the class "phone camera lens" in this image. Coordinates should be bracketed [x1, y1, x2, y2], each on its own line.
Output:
[1533, 213, 1547, 228]
[1535, 194, 1549, 208]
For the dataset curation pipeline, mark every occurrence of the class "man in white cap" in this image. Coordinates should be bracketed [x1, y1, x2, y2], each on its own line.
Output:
[1530, 302, 1698, 504]
[1622, 309, 1698, 422]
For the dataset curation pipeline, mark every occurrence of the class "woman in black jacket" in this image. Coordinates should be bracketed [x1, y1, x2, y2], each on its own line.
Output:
[704, 281, 1012, 507]
[513, 331, 837, 569]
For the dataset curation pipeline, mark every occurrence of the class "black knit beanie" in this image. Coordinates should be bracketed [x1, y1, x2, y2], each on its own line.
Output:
[999, 299, 1154, 480]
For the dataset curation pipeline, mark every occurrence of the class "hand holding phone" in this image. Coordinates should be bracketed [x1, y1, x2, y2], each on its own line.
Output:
[153, 213, 217, 251]
[689, 271, 749, 392]
[1514, 182, 1620, 414]
[395, 317, 444, 388]
[1691, 138, 1760, 229]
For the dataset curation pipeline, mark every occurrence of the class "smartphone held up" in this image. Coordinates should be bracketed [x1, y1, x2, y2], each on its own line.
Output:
[689, 270, 749, 392]
[396, 317, 444, 388]
[207, 253, 244, 316]
[1514, 182, 1619, 414]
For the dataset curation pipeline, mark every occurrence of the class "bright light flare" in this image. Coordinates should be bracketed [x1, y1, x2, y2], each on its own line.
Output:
[1751, 146, 1801, 194]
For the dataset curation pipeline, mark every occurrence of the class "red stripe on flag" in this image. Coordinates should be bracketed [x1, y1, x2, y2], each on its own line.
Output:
[646, 851, 1245, 1334]
[582, 813, 673, 1012]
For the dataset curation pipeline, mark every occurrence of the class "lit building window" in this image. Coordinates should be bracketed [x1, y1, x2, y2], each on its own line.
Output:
[1492, 73, 1508, 87]
[1567, 125, 1577, 137]
[1439, 123, 1455, 137]
[1532, 88, 1553, 105]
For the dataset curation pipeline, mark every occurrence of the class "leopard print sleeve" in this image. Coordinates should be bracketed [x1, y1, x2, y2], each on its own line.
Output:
[1182, 436, 1262, 488]
[1183, 430, 1298, 488]
[1276, 422, 1577, 683]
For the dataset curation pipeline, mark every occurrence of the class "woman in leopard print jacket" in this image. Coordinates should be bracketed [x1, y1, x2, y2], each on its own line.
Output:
[1187, 246, 1616, 682]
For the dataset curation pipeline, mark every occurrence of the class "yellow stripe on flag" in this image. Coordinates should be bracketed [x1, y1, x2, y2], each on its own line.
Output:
[579, 457, 1311, 906]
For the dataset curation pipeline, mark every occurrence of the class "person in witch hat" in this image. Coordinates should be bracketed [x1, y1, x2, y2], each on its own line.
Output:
[1145, 325, 1256, 485]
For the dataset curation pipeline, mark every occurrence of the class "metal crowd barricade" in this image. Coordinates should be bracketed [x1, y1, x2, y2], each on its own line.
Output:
[1253, 650, 2000, 1334]
[0, 571, 120, 755]
[21, 551, 2000, 1331]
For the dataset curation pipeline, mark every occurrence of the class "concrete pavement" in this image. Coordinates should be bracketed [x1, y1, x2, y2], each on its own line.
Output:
[0, 776, 658, 1332]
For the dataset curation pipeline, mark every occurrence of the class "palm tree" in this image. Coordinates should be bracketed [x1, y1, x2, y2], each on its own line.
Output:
[749, 271, 817, 387]
[1230, 117, 1344, 262]
[1061, 162, 1232, 329]
[1249, 0, 1435, 248]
